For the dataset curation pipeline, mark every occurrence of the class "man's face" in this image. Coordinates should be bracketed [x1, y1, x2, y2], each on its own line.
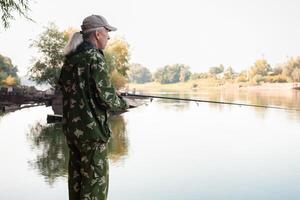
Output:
[96, 28, 110, 50]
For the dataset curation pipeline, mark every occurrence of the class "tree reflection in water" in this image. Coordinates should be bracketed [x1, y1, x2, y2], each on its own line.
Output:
[0, 111, 9, 121]
[108, 115, 129, 163]
[27, 115, 128, 185]
[27, 122, 68, 185]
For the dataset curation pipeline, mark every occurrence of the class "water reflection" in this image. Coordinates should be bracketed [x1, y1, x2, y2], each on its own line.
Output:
[148, 89, 300, 115]
[27, 122, 68, 185]
[27, 115, 129, 185]
[0, 111, 8, 119]
[2, 89, 300, 199]
[144, 92, 191, 111]
[108, 115, 129, 163]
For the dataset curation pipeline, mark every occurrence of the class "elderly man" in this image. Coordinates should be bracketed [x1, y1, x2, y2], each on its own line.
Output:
[58, 15, 128, 200]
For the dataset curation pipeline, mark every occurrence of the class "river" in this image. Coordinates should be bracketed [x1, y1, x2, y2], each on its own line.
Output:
[1, 89, 300, 200]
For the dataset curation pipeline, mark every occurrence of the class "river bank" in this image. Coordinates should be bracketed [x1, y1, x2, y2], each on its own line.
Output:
[127, 81, 300, 93]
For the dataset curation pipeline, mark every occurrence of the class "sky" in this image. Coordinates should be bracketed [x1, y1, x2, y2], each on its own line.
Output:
[1, 0, 300, 76]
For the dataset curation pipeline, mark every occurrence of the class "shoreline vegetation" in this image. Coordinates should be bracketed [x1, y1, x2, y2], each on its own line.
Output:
[2, 24, 300, 95]
[127, 81, 300, 93]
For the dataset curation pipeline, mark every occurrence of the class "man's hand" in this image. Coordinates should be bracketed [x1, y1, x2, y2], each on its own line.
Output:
[116, 91, 122, 97]
[123, 97, 144, 108]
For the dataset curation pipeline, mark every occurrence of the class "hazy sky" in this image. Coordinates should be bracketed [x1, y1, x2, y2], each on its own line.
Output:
[1, 0, 300, 76]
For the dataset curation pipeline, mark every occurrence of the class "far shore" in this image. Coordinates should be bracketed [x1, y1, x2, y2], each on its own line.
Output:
[126, 81, 300, 93]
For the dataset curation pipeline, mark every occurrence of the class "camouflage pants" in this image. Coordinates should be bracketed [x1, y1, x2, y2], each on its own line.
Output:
[67, 137, 109, 200]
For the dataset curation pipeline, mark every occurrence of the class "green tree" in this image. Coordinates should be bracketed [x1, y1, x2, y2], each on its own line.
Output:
[29, 23, 68, 88]
[29, 25, 131, 89]
[0, 0, 31, 28]
[249, 59, 271, 80]
[105, 37, 130, 76]
[0, 71, 6, 84]
[209, 64, 224, 76]
[190, 72, 209, 80]
[128, 63, 152, 83]
[0, 53, 19, 85]
[253, 74, 264, 84]
[179, 64, 191, 82]
[154, 64, 191, 84]
[105, 38, 131, 89]
[263, 65, 286, 83]
[223, 66, 235, 80]
[236, 70, 248, 82]
[272, 66, 283, 75]
[281, 57, 300, 82]
[292, 68, 300, 82]
[154, 65, 170, 84]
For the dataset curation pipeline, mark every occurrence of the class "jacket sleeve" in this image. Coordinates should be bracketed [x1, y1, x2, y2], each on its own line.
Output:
[90, 54, 128, 112]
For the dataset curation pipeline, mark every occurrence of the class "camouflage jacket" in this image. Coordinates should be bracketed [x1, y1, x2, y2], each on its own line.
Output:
[58, 41, 128, 142]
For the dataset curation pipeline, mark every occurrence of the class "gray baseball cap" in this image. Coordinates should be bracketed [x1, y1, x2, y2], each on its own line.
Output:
[81, 14, 117, 33]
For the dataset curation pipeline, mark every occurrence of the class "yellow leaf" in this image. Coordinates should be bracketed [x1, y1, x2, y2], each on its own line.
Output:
[63, 27, 79, 39]
[2, 75, 16, 86]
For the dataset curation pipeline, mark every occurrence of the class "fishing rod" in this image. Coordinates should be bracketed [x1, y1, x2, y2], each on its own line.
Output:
[121, 93, 300, 112]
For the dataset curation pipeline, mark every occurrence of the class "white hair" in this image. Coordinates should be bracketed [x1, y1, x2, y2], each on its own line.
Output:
[63, 32, 83, 56]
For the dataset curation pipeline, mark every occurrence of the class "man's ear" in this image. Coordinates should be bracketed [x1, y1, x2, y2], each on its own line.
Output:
[94, 31, 100, 40]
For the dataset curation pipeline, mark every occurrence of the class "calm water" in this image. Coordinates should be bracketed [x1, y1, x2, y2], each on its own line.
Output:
[1, 89, 300, 200]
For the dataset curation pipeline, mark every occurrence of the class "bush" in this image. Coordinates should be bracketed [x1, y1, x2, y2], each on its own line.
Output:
[252, 74, 264, 84]
[237, 76, 248, 82]
[264, 75, 287, 83]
